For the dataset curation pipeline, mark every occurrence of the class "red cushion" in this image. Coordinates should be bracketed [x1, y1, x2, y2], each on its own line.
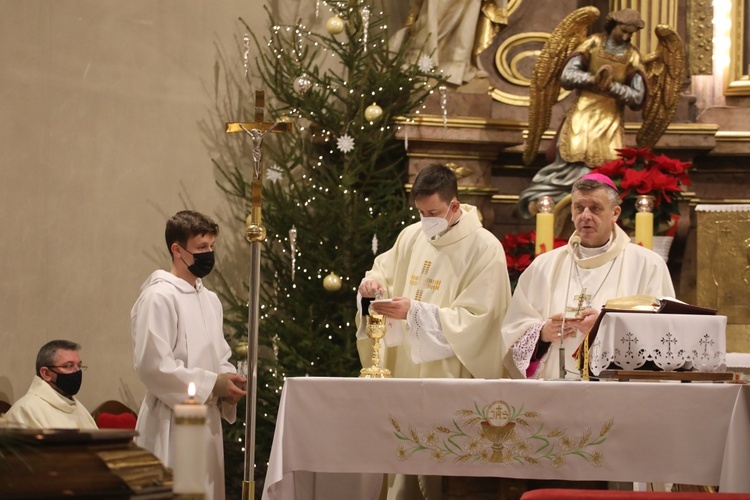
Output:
[96, 411, 137, 429]
[521, 489, 750, 499]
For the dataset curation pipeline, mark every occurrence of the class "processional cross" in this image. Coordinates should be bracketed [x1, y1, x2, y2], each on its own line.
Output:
[225, 89, 292, 500]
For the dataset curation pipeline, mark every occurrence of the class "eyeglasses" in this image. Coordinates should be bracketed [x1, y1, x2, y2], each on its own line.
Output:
[47, 364, 87, 372]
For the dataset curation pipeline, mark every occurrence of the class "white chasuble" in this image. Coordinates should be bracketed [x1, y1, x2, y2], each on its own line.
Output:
[356, 204, 511, 379]
[501, 225, 675, 380]
[3, 376, 97, 430]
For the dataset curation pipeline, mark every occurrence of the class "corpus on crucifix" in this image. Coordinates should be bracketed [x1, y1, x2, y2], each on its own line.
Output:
[225, 89, 292, 500]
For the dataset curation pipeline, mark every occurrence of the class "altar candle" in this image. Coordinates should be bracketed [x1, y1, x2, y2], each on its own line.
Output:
[535, 196, 555, 256]
[173, 382, 207, 497]
[635, 211, 653, 249]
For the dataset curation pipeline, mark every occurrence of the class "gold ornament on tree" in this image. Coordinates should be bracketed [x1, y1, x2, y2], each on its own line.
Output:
[364, 102, 383, 122]
[323, 272, 342, 292]
[326, 15, 345, 35]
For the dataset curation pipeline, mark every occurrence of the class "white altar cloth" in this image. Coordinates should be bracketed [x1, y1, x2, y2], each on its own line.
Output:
[589, 313, 727, 375]
[262, 377, 750, 499]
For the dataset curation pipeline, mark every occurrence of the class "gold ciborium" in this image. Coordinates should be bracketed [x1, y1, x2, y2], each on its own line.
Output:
[359, 299, 391, 378]
[480, 421, 515, 463]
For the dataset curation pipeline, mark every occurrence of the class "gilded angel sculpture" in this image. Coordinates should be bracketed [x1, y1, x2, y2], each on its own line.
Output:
[518, 7, 685, 217]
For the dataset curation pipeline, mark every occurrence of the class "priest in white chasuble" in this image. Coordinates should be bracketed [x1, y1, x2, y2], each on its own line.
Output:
[502, 173, 675, 380]
[357, 164, 511, 380]
[357, 164, 511, 499]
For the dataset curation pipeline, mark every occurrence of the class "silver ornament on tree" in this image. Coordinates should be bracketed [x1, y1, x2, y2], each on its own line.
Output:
[289, 225, 297, 282]
[372, 234, 378, 255]
[364, 102, 383, 122]
[326, 15, 345, 35]
[243, 34, 250, 77]
[361, 6, 370, 52]
[323, 272, 342, 292]
[294, 73, 312, 94]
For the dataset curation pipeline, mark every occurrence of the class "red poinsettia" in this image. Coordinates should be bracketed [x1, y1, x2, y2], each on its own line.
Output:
[501, 230, 567, 290]
[591, 147, 691, 228]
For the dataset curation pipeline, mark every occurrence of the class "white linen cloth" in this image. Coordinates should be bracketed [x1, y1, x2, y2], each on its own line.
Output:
[262, 377, 750, 499]
[589, 313, 727, 375]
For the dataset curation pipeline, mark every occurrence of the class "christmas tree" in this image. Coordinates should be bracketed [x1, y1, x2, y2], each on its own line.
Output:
[206, 1, 444, 496]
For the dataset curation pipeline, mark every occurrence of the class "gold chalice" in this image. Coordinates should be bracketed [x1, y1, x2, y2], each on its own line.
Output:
[480, 421, 516, 463]
[359, 303, 391, 378]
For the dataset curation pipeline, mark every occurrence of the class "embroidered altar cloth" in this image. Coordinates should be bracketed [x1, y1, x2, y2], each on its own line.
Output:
[589, 313, 727, 375]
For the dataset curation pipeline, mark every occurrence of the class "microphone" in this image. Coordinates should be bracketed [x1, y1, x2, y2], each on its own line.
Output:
[569, 234, 581, 249]
[559, 235, 580, 379]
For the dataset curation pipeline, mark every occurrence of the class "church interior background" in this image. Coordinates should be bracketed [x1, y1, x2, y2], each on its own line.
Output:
[1, 0, 750, 497]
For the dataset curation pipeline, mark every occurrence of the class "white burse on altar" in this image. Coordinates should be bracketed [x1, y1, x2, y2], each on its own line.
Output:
[586, 295, 727, 376]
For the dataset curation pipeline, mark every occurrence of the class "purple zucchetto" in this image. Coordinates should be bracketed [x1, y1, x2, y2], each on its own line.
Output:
[580, 173, 618, 193]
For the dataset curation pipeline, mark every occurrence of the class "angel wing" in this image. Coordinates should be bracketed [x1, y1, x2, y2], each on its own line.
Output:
[636, 25, 685, 149]
[523, 6, 600, 165]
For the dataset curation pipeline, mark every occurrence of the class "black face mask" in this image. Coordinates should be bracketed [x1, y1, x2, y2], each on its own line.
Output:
[180, 248, 215, 278]
[48, 368, 83, 396]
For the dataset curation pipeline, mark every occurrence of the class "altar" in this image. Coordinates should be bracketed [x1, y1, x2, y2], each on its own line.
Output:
[262, 377, 750, 499]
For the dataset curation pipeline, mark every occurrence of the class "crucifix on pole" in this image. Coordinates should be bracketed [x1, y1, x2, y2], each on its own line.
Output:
[225, 89, 292, 500]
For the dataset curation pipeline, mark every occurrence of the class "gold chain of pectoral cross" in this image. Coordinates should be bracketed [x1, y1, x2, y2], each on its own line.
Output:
[570, 257, 618, 315]
[409, 260, 442, 301]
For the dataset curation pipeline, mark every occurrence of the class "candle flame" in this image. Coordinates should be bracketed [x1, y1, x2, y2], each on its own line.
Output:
[188, 382, 196, 397]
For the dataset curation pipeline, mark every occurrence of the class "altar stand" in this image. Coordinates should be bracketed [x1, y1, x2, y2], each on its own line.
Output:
[261, 377, 750, 499]
[589, 313, 728, 376]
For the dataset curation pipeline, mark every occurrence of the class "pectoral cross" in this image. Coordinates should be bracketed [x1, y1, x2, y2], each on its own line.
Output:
[409, 260, 442, 301]
[226, 90, 294, 235]
[567, 288, 591, 316]
[225, 89, 293, 498]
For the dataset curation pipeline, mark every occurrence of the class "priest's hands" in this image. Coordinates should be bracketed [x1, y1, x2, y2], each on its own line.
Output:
[359, 279, 384, 298]
[541, 308, 599, 343]
[371, 296, 410, 320]
[573, 308, 599, 335]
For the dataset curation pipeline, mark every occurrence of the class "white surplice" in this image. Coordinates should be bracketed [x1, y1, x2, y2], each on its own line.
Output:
[131, 270, 236, 500]
[501, 224, 675, 379]
[356, 204, 511, 380]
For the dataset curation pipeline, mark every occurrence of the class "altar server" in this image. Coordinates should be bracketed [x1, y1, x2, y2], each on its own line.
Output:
[131, 210, 245, 500]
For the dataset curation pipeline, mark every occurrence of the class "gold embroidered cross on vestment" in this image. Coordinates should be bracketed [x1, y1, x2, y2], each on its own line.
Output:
[409, 260, 441, 301]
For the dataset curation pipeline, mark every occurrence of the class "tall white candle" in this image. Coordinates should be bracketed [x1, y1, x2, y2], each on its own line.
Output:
[535, 196, 555, 256]
[173, 382, 207, 496]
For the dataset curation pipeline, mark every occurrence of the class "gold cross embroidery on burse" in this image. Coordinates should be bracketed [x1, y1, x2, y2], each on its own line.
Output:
[409, 260, 442, 301]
